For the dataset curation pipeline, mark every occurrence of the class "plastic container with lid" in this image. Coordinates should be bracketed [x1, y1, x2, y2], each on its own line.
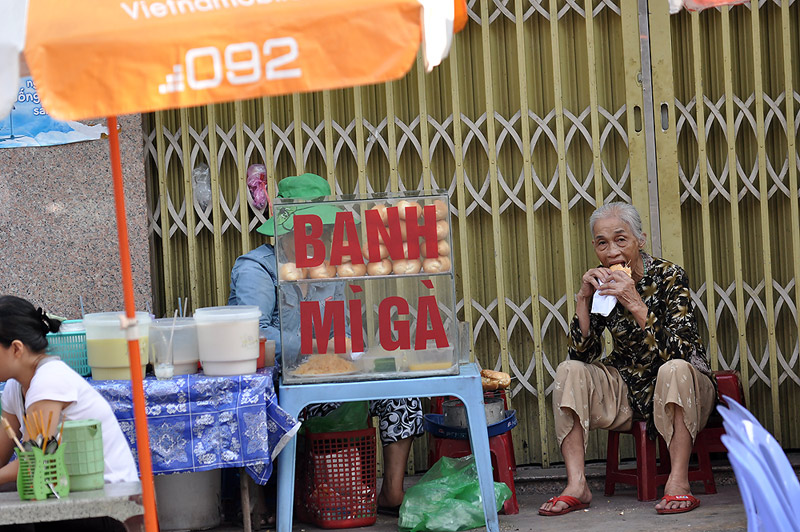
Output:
[84, 311, 151, 380]
[194, 306, 261, 376]
[150, 317, 200, 376]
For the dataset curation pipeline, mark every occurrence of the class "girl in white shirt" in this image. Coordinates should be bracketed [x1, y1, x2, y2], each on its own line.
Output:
[0, 295, 138, 485]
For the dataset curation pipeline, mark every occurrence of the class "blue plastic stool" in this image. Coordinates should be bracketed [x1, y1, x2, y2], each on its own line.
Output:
[276, 362, 499, 532]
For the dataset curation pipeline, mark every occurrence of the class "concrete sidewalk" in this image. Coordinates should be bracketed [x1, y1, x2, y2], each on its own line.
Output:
[295, 481, 747, 532]
[214, 466, 749, 532]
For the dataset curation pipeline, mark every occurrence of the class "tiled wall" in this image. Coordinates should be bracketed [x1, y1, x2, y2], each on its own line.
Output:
[0, 115, 151, 319]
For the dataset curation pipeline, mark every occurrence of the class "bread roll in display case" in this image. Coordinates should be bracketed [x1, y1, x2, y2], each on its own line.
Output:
[273, 191, 461, 384]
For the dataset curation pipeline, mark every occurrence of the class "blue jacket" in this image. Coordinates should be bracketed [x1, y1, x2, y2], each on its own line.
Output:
[227, 244, 344, 360]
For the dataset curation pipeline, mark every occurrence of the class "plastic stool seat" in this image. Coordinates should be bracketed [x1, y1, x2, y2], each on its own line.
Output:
[604, 371, 745, 501]
[276, 363, 499, 532]
[427, 412, 519, 514]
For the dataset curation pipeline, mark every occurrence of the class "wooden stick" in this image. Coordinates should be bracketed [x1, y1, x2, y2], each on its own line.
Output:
[31, 412, 41, 438]
[38, 412, 47, 445]
[1, 418, 24, 452]
[22, 415, 34, 442]
[46, 412, 54, 439]
[33, 412, 42, 439]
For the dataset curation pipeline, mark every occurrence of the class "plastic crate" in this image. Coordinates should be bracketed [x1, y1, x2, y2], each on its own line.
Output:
[46, 320, 90, 376]
[295, 427, 377, 529]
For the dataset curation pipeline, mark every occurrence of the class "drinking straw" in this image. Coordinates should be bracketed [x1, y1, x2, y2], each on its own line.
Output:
[166, 309, 179, 369]
[79, 295, 86, 319]
[183, 297, 188, 318]
[177, 298, 183, 320]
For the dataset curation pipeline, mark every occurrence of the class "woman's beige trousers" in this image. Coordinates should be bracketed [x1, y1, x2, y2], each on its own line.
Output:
[553, 359, 715, 449]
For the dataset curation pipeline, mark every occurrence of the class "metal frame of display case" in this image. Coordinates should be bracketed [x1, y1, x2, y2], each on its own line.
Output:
[273, 190, 462, 385]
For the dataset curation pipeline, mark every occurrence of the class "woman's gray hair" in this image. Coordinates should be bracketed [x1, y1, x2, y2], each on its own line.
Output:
[589, 202, 646, 245]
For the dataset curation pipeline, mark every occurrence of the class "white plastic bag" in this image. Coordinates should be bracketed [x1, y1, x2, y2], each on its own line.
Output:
[192, 163, 212, 210]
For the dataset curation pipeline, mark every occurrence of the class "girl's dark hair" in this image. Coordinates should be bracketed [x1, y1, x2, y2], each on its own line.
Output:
[0, 295, 61, 353]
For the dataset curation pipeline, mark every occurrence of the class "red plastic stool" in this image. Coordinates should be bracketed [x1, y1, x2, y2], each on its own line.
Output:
[604, 370, 745, 501]
[428, 431, 519, 514]
[604, 420, 672, 501]
[428, 391, 516, 472]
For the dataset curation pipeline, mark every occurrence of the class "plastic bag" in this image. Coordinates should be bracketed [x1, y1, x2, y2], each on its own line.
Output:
[302, 401, 369, 434]
[398, 456, 511, 532]
[246, 163, 269, 210]
[670, 0, 748, 13]
[192, 163, 212, 210]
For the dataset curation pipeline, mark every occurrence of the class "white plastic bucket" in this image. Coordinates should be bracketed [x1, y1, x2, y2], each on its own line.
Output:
[150, 317, 199, 376]
[154, 470, 221, 531]
[194, 306, 261, 376]
[84, 311, 151, 380]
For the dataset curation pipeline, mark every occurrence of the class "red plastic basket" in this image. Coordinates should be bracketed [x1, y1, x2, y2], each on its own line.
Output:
[295, 427, 377, 529]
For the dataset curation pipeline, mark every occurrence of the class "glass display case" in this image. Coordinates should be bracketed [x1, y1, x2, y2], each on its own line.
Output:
[274, 190, 460, 384]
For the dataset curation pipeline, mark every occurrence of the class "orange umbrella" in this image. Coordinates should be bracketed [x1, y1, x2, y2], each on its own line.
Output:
[2, 0, 467, 530]
[24, 0, 426, 120]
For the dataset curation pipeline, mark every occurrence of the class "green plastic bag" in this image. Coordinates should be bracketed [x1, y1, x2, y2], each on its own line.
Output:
[398, 456, 512, 532]
[301, 401, 369, 434]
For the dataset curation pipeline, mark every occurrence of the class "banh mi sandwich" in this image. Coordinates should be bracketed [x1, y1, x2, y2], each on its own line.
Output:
[480, 369, 511, 391]
[609, 263, 632, 276]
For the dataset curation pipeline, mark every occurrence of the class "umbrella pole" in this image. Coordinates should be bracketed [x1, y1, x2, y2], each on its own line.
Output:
[107, 116, 160, 532]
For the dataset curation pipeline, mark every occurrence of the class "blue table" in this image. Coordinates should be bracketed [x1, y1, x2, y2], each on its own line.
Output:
[92, 367, 300, 484]
[276, 362, 499, 532]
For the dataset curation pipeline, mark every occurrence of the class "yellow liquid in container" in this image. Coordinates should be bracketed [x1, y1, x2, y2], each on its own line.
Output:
[408, 362, 453, 371]
[87, 338, 148, 380]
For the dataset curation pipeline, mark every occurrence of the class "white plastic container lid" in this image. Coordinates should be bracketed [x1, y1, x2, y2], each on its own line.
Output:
[151, 317, 196, 329]
[84, 311, 152, 325]
[193, 306, 261, 321]
[58, 320, 86, 333]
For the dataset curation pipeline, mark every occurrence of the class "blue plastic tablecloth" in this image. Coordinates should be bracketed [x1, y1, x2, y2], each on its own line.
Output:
[90, 367, 299, 485]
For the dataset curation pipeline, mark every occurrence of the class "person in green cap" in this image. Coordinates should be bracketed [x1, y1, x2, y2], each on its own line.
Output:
[228, 173, 422, 517]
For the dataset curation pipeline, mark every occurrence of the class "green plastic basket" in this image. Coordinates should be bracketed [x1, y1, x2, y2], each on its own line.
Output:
[17, 444, 70, 501]
[46, 320, 90, 376]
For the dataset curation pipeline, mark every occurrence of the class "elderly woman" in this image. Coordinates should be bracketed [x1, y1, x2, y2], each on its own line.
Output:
[539, 202, 716, 516]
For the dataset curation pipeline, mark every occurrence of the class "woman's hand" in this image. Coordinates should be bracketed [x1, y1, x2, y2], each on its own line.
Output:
[578, 267, 613, 300]
[597, 271, 647, 318]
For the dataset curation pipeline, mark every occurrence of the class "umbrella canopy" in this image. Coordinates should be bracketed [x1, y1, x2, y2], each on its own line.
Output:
[1, 0, 461, 121]
[23, 0, 426, 120]
[1, 1, 464, 530]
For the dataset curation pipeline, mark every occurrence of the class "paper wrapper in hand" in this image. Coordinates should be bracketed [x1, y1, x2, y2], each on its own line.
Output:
[591, 289, 618, 316]
[591, 264, 630, 316]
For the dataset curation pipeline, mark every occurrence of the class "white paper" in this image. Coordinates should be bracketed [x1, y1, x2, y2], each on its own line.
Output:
[590, 280, 619, 316]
